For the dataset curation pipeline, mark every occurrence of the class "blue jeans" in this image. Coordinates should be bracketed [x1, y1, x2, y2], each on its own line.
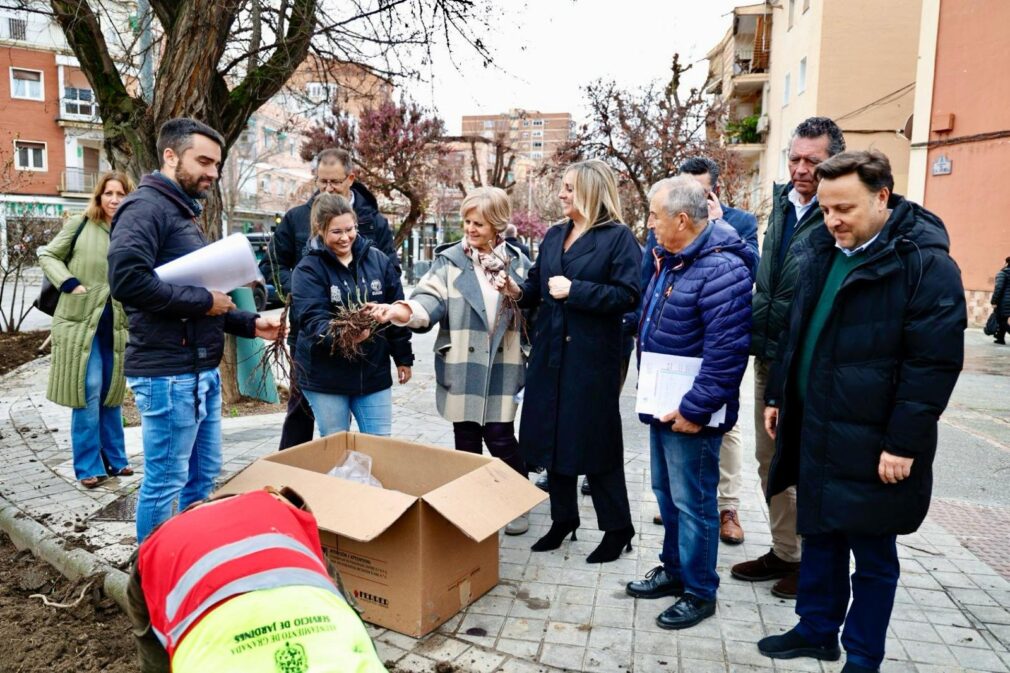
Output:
[127, 370, 222, 543]
[795, 532, 899, 670]
[70, 337, 128, 480]
[650, 426, 722, 601]
[303, 388, 392, 436]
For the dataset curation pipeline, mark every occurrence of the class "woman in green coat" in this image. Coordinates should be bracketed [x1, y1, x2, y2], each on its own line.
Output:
[39, 172, 135, 488]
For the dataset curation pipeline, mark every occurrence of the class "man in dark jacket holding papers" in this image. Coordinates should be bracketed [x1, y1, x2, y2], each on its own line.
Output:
[109, 118, 282, 543]
[625, 176, 754, 630]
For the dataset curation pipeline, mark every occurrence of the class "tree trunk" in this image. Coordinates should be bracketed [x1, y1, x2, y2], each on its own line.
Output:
[392, 192, 423, 248]
[220, 335, 242, 404]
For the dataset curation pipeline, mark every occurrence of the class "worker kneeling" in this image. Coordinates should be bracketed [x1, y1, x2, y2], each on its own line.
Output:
[126, 487, 386, 672]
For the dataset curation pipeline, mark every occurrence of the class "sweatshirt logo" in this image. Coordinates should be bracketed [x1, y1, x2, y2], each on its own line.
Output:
[329, 286, 342, 304]
[370, 279, 382, 294]
[274, 641, 308, 673]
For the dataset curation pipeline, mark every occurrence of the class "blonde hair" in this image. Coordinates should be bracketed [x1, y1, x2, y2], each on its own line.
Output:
[310, 192, 357, 238]
[86, 171, 135, 223]
[565, 159, 623, 227]
[459, 186, 511, 233]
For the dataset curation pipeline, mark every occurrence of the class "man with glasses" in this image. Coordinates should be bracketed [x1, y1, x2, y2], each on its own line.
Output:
[261, 148, 397, 450]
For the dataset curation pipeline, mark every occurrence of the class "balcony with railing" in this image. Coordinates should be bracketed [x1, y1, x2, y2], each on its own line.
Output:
[60, 168, 99, 195]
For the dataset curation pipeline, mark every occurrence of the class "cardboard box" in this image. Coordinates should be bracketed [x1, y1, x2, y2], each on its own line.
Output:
[217, 432, 546, 637]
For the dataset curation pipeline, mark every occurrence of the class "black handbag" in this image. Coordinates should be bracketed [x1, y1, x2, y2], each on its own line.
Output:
[984, 311, 1001, 337]
[33, 218, 88, 317]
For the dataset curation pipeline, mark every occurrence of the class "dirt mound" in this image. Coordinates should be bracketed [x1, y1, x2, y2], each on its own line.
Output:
[0, 533, 134, 673]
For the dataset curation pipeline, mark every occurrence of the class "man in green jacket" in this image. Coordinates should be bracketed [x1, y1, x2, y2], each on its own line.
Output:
[730, 117, 845, 599]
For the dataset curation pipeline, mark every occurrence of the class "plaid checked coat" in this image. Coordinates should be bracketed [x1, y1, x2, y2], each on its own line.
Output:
[409, 241, 532, 424]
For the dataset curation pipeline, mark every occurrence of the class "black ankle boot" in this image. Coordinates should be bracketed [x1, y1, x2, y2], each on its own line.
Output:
[586, 524, 635, 563]
[531, 519, 579, 552]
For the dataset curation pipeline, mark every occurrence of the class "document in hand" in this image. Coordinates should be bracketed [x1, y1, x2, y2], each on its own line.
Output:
[155, 233, 262, 292]
[636, 352, 727, 427]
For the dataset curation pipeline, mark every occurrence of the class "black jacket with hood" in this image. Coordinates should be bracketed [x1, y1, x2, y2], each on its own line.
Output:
[108, 174, 257, 377]
[765, 195, 966, 536]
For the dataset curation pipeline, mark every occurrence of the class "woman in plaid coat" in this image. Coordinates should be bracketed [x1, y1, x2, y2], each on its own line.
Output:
[372, 187, 533, 534]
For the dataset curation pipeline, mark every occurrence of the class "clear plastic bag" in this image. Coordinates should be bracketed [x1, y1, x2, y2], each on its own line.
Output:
[326, 450, 383, 488]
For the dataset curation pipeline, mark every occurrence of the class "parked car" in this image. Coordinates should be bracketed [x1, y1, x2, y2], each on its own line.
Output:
[245, 232, 281, 311]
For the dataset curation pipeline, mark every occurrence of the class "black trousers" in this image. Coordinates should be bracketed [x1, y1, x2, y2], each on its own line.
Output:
[997, 312, 1008, 343]
[279, 361, 315, 451]
[549, 467, 632, 532]
[453, 421, 527, 477]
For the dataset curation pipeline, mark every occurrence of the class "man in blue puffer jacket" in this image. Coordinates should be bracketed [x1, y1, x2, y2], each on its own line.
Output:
[625, 176, 754, 631]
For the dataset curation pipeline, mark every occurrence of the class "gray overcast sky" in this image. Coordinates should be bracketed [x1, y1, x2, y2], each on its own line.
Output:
[406, 0, 745, 134]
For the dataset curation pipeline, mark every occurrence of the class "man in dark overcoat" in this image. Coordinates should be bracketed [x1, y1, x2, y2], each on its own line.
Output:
[757, 150, 966, 673]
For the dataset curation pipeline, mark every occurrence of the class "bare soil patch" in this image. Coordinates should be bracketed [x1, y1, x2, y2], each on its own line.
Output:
[0, 330, 49, 376]
[0, 532, 134, 673]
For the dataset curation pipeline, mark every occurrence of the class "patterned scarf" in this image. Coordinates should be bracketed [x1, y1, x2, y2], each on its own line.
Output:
[463, 235, 511, 287]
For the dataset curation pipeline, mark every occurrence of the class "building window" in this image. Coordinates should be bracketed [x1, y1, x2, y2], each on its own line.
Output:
[532, 141, 544, 149]
[522, 120, 530, 127]
[306, 82, 338, 102]
[7, 17, 27, 40]
[483, 120, 494, 129]
[10, 68, 43, 100]
[532, 130, 543, 138]
[14, 140, 46, 170]
[532, 119, 544, 127]
[798, 58, 807, 94]
[788, 0, 796, 28]
[63, 87, 95, 116]
[783, 72, 791, 106]
[261, 175, 272, 192]
[531, 151, 543, 159]
[779, 148, 788, 180]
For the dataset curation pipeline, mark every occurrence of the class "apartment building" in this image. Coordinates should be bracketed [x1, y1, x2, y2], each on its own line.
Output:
[907, 0, 1010, 324]
[705, 3, 773, 209]
[0, 8, 116, 231]
[759, 0, 921, 199]
[214, 59, 394, 233]
[706, 0, 921, 208]
[461, 108, 573, 167]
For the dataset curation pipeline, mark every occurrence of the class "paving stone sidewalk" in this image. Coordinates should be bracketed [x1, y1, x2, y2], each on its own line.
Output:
[3, 346, 1010, 672]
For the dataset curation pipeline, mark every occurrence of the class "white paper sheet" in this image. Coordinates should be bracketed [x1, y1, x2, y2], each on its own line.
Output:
[635, 351, 727, 427]
[155, 233, 262, 293]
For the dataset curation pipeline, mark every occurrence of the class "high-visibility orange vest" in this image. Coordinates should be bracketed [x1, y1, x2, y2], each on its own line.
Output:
[138, 490, 342, 656]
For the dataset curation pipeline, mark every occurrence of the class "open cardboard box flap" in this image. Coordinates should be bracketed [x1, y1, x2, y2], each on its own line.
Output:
[421, 459, 548, 542]
[217, 459, 416, 543]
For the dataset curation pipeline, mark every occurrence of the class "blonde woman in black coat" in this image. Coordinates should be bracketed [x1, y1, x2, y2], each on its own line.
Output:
[501, 159, 642, 563]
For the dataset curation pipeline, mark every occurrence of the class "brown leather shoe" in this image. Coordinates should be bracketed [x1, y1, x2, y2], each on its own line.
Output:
[771, 570, 799, 599]
[719, 509, 744, 545]
[731, 549, 800, 582]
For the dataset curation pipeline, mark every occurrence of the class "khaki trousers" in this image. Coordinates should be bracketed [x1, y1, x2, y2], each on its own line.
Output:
[717, 424, 742, 511]
[754, 356, 801, 562]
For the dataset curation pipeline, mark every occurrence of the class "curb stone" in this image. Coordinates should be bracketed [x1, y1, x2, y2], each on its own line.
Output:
[0, 497, 130, 611]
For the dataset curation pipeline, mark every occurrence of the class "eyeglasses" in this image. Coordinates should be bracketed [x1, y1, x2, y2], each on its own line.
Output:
[328, 227, 356, 238]
[317, 177, 348, 187]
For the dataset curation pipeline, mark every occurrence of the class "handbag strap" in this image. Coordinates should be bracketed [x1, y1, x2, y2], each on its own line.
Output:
[63, 216, 88, 264]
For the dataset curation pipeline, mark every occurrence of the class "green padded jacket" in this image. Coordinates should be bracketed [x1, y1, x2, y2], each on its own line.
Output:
[38, 215, 128, 408]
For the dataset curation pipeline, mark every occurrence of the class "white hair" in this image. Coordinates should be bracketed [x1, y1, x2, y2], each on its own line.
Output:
[648, 176, 708, 225]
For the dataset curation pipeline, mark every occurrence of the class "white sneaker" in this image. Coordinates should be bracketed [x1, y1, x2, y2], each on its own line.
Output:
[505, 513, 529, 536]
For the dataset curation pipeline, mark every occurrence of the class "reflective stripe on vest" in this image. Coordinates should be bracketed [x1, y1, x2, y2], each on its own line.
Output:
[166, 567, 344, 650]
[165, 532, 327, 620]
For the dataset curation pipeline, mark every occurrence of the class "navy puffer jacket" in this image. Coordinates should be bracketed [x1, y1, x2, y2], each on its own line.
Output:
[292, 235, 412, 396]
[638, 221, 756, 435]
